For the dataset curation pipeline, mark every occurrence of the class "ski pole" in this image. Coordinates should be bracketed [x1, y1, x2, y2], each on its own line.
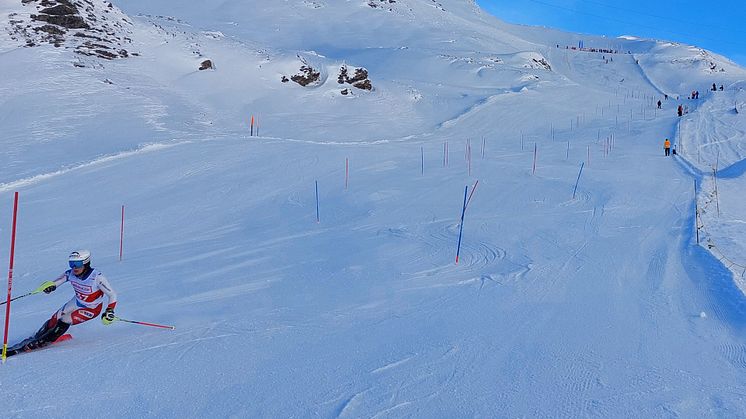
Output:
[0, 289, 42, 306]
[0, 280, 51, 307]
[113, 316, 175, 330]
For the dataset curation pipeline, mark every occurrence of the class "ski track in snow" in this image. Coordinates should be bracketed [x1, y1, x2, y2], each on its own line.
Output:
[0, 141, 191, 193]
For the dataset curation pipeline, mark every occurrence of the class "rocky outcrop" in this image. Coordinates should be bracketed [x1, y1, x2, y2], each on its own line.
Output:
[337, 65, 373, 91]
[291, 65, 321, 86]
[7, 0, 137, 61]
[199, 59, 213, 70]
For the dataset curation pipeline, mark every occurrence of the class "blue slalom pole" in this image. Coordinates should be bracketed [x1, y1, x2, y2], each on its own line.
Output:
[572, 162, 585, 199]
[315, 180, 320, 223]
[455, 185, 469, 264]
[421, 146, 424, 175]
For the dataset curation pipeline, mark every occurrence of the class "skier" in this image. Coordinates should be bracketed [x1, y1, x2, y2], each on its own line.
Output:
[677, 105, 683, 117]
[5, 250, 117, 356]
[664, 138, 671, 156]
[657, 100, 662, 109]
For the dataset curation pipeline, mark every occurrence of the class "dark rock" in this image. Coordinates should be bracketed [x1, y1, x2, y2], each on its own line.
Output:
[338, 66, 348, 83]
[32, 13, 89, 29]
[40, 5, 78, 16]
[352, 79, 372, 90]
[198, 59, 213, 70]
[348, 68, 368, 84]
[291, 65, 321, 86]
[35, 24, 65, 35]
[341, 88, 349, 95]
[281, 75, 289, 83]
[95, 49, 116, 59]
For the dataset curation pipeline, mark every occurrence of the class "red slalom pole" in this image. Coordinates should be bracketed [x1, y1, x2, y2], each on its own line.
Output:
[465, 180, 479, 210]
[2, 192, 20, 362]
[114, 316, 175, 330]
[532, 143, 538, 175]
[119, 205, 125, 262]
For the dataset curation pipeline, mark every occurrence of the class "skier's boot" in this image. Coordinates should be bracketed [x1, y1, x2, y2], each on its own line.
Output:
[5, 317, 70, 357]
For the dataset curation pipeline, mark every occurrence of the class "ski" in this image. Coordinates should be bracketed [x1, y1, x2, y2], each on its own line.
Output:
[4, 334, 73, 358]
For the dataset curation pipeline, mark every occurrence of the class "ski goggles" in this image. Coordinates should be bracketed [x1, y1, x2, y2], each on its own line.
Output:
[69, 260, 86, 268]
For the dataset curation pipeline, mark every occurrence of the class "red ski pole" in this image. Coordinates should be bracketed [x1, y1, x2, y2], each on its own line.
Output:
[2, 192, 20, 362]
[114, 316, 175, 330]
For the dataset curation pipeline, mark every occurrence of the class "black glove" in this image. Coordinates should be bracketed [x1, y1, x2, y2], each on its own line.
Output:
[101, 308, 116, 325]
[40, 281, 56, 294]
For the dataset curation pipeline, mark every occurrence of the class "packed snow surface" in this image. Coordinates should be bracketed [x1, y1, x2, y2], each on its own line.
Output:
[2, 0, 746, 416]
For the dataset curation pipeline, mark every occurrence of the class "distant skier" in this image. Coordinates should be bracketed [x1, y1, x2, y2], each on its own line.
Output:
[5, 250, 117, 356]
[677, 105, 683, 117]
[664, 138, 671, 156]
[657, 100, 662, 109]
[712, 83, 717, 91]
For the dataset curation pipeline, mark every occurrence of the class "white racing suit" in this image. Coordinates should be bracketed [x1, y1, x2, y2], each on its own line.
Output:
[6, 267, 117, 356]
[50, 267, 118, 325]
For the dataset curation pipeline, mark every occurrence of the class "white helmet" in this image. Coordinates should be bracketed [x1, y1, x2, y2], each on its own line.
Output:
[68, 250, 91, 268]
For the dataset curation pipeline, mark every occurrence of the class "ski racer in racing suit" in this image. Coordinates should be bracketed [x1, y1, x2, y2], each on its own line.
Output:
[6, 250, 117, 356]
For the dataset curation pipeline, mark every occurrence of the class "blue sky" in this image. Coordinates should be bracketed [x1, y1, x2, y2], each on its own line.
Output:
[476, 0, 746, 66]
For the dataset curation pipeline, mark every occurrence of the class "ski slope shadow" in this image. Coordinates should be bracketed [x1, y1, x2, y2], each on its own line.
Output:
[680, 200, 746, 331]
[715, 157, 746, 179]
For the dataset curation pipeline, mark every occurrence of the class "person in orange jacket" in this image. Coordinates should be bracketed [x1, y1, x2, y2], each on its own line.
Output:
[664, 138, 671, 156]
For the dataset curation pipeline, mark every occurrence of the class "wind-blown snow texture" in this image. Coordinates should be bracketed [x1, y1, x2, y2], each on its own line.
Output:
[2, 0, 746, 416]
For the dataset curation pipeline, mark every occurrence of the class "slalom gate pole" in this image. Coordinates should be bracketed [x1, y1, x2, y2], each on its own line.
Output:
[2, 192, 20, 362]
[465, 180, 479, 211]
[455, 185, 469, 265]
[532, 143, 537, 175]
[250, 115, 254, 136]
[315, 180, 320, 223]
[114, 316, 175, 330]
[572, 162, 585, 199]
[421, 146, 424, 175]
[119, 205, 125, 261]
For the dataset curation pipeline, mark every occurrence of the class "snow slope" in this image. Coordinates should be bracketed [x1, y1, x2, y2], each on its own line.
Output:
[2, 0, 746, 416]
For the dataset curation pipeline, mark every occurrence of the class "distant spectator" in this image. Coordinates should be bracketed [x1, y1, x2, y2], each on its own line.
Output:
[664, 138, 671, 156]
[695, 91, 699, 99]
[665, 94, 668, 100]
[713, 83, 717, 91]
[720, 85, 724, 91]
